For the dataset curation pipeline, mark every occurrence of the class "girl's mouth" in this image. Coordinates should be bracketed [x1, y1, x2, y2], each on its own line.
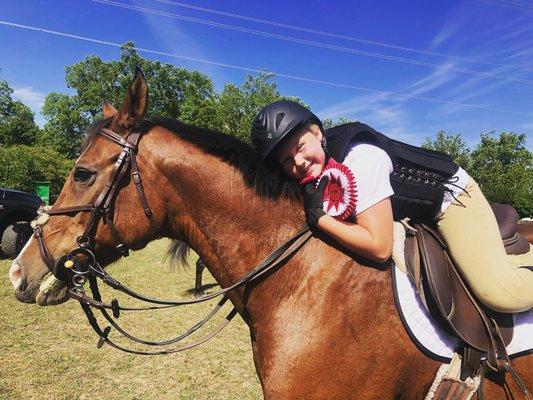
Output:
[299, 162, 316, 185]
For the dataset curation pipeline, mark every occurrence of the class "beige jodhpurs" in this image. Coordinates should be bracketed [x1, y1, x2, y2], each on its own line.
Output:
[436, 177, 533, 313]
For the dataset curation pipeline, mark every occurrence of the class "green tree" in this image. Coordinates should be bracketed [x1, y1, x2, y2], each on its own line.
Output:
[0, 145, 73, 201]
[0, 80, 40, 146]
[215, 72, 283, 143]
[422, 131, 472, 170]
[470, 132, 532, 217]
[215, 72, 305, 143]
[322, 116, 355, 130]
[40, 92, 90, 159]
[42, 42, 219, 157]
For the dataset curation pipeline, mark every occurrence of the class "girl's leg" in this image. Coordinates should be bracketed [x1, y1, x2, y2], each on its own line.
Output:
[436, 177, 533, 313]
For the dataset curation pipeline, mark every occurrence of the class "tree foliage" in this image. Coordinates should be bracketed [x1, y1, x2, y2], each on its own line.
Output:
[0, 80, 40, 146]
[0, 145, 73, 201]
[469, 132, 532, 217]
[40, 43, 219, 158]
[422, 131, 472, 170]
[322, 116, 355, 130]
[422, 130, 532, 217]
[215, 72, 292, 143]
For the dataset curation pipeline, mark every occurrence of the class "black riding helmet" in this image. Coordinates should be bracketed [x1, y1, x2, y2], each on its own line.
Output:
[251, 100, 324, 161]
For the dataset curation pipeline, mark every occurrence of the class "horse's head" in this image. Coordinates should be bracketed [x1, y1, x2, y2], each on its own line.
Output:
[9, 69, 164, 306]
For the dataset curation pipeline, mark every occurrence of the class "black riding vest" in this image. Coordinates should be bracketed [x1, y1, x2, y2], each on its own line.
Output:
[325, 122, 459, 222]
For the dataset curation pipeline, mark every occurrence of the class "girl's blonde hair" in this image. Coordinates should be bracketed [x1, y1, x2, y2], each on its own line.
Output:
[304, 122, 322, 138]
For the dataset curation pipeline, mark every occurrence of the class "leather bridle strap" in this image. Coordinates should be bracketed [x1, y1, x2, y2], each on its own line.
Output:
[73, 226, 312, 354]
[79, 226, 312, 309]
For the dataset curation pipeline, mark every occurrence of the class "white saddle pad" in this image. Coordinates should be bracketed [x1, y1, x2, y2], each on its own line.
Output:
[392, 266, 533, 360]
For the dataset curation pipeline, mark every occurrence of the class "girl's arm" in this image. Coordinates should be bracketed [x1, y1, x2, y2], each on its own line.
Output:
[316, 197, 393, 263]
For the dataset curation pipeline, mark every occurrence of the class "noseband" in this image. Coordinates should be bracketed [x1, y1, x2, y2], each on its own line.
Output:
[31, 125, 312, 355]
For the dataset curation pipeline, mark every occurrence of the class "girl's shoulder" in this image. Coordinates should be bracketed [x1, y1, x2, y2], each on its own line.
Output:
[344, 141, 392, 170]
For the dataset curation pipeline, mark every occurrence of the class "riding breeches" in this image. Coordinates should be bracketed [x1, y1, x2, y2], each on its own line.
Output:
[436, 177, 533, 313]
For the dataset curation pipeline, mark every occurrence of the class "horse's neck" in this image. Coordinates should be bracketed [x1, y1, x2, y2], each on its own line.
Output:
[148, 129, 305, 294]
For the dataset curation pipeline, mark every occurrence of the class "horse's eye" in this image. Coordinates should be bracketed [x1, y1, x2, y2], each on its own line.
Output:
[74, 168, 95, 184]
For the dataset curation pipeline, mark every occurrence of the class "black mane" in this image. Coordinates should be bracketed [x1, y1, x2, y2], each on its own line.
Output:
[82, 117, 301, 201]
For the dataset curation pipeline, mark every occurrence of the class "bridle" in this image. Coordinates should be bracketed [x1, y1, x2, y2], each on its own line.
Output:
[32, 124, 312, 355]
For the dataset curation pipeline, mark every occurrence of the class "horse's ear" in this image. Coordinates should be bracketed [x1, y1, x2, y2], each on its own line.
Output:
[116, 67, 148, 127]
[102, 99, 117, 119]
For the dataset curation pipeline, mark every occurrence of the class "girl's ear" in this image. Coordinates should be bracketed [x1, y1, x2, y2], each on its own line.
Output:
[310, 124, 323, 140]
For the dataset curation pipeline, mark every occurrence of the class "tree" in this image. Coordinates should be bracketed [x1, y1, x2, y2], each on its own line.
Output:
[215, 72, 282, 143]
[470, 132, 532, 217]
[322, 117, 356, 130]
[0, 145, 73, 201]
[0, 80, 40, 146]
[42, 42, 219, 158]
[422, 131, 472, 170]
[214, 72, 305, 143]
[40, 92, 90, 159]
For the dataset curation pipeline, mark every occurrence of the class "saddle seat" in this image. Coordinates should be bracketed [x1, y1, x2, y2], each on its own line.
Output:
[401, 203, 531, 374]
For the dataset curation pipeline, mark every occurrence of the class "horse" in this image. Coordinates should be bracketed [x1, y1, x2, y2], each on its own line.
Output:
[518, 221, 533, 244]
[9, 70, 531, 399]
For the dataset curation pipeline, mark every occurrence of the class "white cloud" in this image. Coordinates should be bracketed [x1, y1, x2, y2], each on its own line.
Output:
[12, 86, 46, 127]
[430, 25, 458, 50]
[12, 86, 45, 111]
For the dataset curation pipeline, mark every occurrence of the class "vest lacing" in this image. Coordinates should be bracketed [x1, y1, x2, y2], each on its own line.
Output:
[443, 175, 471, 208]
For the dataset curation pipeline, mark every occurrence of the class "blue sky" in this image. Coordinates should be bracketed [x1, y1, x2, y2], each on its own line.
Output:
[1, 0, 532, 148]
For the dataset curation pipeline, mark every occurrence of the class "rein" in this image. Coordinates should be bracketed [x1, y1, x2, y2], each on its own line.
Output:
[32, 126, 312, 355]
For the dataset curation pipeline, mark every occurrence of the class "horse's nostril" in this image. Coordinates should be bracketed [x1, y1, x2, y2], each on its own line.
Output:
[18, 276, 28, 292]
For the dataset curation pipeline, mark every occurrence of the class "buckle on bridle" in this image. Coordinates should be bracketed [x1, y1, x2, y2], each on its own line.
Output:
[115, 243, 129, 257]
[77, 235, 92, 248]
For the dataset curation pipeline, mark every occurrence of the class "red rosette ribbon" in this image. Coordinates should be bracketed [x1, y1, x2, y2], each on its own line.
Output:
[320, 158, 357, 220]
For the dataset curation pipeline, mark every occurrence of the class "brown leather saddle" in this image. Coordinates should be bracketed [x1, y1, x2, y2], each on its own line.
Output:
[403, 203, 531, 376]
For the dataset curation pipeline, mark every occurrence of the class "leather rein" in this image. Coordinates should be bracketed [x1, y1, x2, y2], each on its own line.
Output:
[32, 126, 312, 355]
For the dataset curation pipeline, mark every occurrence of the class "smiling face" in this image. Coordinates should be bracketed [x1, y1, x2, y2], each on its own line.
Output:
[274, 123, 326, 183]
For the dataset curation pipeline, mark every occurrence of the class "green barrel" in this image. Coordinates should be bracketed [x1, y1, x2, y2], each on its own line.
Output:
[34, 181, 50, 205]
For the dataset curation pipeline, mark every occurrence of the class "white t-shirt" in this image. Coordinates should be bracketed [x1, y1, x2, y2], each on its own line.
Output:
[342, 141, 469, 218]
[343, 142, 394, 216]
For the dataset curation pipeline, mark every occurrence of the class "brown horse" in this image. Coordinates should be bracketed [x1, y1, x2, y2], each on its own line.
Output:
[9, 71, 531, 399]
[518, 221, 533, 244]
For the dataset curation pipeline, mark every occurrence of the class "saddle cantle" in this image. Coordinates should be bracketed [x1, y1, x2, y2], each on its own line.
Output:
[492, 203, 530, 255]
[399, 203, 531, 397]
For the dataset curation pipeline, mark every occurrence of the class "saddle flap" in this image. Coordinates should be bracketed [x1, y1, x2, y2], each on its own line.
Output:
[416, 224, 453, 318]
[413, 224, 514, 352]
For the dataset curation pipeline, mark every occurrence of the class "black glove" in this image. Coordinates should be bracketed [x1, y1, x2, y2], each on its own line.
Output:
[302, 176, 329, 227]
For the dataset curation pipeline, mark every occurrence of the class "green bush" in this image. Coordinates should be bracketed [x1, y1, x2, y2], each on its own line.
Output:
[0, 145, 73, 202]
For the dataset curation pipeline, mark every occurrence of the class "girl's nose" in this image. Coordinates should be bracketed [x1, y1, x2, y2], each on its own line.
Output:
[294, 153, 305, 168]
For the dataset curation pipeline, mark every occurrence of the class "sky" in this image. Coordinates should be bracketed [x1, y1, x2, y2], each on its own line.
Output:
[1, 0, 532, 148]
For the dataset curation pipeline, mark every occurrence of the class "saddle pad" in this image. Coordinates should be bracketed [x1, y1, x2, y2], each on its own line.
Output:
[392, 266, 533, 360]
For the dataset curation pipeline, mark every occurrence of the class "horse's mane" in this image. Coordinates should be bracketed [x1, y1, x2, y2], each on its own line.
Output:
[83, 117, 301, 201]
[149, 117, 301, 201]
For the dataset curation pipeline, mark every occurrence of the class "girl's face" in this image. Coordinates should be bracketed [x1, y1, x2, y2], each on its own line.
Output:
[274, 125, 326, 182]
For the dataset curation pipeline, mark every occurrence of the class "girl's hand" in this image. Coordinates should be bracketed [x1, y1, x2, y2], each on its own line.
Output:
[302, 176, 329, 226]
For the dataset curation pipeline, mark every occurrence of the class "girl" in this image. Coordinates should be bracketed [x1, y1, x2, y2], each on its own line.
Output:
[250, 100, 532, 313]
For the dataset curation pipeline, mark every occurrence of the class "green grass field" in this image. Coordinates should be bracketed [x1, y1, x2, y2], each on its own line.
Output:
[0, 239, 262, 400]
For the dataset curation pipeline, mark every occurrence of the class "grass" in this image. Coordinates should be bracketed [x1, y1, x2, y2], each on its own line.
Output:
[0, 239, 262, 400]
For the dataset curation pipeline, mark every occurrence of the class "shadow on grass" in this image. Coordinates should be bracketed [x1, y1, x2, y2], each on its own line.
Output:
[184, 283, 219, 297]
